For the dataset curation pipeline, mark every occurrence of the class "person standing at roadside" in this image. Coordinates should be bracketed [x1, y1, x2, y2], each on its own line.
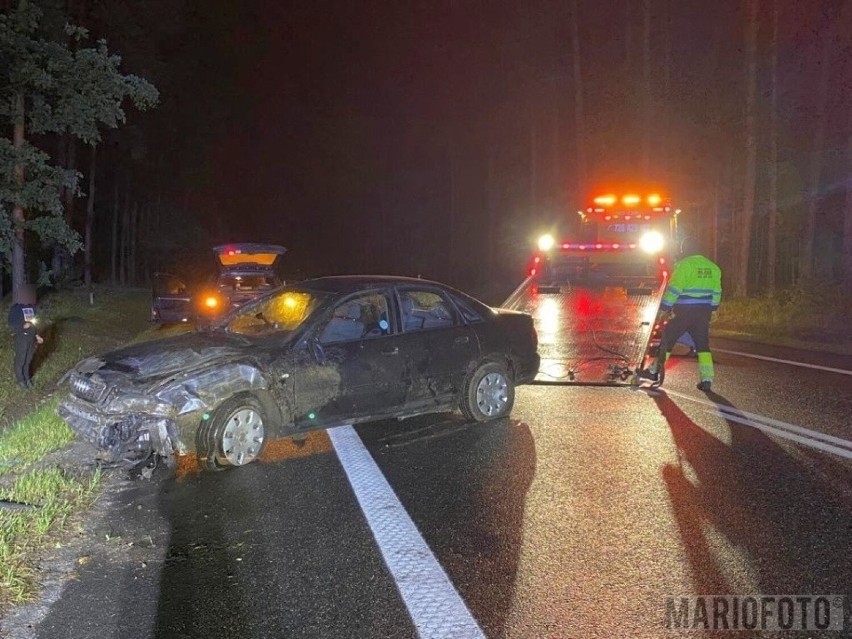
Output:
[640, 237, 722, 392]
[7, 284, 43, 388]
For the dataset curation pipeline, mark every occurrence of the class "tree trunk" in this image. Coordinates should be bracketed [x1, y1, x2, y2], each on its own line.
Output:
[642, 0, 652, 178]
[801, 36, 832, 280]
[111, 178, 119, 285]
[712, 173, 720, 263]
[129, 201, 138, 286]
[448, 141, 457, 279]
[766, 0, 779, 294]
[84, 144, 97, 294]
[120, 193, 130, 286]
[530, 114, 538, 209]
[736, 0, 759, 298]
[663, 0, 672, 99]
[487, 151, 497, 277]
[569, 0, 587, 195]
[12, 91, 27, 296]
[843, 134, 852, 292]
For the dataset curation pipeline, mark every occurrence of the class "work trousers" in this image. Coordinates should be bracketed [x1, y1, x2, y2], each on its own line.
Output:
[13, 331, 36, 385]
[657, 304, 714, 382]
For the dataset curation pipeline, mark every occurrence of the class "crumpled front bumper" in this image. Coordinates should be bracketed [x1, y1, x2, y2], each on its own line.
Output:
[57, 396, 178, 467]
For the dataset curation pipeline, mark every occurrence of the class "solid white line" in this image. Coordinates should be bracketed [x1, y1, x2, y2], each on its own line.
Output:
[702, 409, 852, 460]
[714, 347, 852, 376]
[328, 425, 485, 639]
[664, 389, 852, 459]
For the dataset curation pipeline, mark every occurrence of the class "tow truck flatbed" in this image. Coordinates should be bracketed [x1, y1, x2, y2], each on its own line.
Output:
[502, 275, 666, 385]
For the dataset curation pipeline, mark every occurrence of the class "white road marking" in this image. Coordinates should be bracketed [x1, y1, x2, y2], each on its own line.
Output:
[665, 389, 852, 460]
[713, 347, 852, 376]
[328, 425, 486, 639]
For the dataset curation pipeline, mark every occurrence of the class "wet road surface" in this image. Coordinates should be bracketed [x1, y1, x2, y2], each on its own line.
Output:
[4, 285, 852, 639]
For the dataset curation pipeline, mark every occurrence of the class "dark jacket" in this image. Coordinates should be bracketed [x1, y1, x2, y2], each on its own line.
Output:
[8, 303, 37, 334]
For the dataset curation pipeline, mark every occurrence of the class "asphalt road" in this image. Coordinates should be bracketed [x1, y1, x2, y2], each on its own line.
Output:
[3, 291, 852, 638]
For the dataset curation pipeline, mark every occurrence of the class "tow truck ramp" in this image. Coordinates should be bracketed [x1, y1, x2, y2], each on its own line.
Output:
[502, 274, 667, 386]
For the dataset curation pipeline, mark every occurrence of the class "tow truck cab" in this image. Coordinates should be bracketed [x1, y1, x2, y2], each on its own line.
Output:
[530, 193, 678, 286]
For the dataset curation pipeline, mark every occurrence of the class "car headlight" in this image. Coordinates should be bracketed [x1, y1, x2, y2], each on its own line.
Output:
[639, 231, 665, 254]
[107, 392, 173, 416]
[538, 234, 555, 251]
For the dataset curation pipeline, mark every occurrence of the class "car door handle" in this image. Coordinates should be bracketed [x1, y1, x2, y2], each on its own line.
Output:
[381, 347, 399, 356]
[454, 336, 469, 344]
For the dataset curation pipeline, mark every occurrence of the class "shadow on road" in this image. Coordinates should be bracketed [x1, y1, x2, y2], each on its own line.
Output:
[653, 389, 852, 604]
[25, 416, 532, 638]
[355, 413, 537, 639]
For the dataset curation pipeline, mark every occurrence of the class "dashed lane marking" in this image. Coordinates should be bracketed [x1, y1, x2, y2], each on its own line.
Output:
[328, 425, 486, 639]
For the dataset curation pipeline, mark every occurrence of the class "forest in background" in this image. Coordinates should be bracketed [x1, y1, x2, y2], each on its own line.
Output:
[2, 0, 850, 299]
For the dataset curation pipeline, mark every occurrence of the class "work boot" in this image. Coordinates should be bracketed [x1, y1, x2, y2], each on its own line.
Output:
[638, 368, 659, 383]
[697, 380, 712, 392]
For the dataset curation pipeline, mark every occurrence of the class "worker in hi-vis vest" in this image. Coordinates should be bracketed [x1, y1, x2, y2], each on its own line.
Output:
[640, 237, 722, 392]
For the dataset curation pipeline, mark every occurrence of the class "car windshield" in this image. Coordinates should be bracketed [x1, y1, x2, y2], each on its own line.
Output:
[225, 288, 327, 336]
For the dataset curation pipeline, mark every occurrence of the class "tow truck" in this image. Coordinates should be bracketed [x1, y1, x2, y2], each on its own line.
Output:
[504, 192, 679, 385]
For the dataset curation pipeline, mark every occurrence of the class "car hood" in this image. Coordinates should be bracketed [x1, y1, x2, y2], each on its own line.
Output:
[78, 331, 262, 383]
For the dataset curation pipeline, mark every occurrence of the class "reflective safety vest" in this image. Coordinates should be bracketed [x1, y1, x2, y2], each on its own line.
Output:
[661, 254, 722, 310]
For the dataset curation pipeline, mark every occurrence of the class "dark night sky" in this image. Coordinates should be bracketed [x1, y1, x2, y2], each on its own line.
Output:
[108, 0, 851, 289]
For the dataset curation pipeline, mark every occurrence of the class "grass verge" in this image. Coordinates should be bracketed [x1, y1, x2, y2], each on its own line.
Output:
[0, 286, 158, 613]
[713, 281, 852, 352]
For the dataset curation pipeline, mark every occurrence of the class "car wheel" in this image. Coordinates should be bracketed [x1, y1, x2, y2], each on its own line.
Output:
[198, 393, 267, 470]
[461, 362, 515, 422]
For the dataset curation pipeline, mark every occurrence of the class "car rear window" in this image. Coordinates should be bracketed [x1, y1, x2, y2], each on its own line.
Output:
[449, 294, 483, 323]
[218, 274, 276, 292]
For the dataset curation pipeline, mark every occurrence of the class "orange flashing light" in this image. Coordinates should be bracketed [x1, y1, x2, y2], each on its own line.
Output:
[204, 296, 219, 309]
[647, 193, 662, 206]
[594, 195, 617, 207]
[622, 194, 641, 206]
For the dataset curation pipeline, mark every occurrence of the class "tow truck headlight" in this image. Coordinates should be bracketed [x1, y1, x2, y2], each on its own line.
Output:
[639, 231, 665, 254]
[537, 234, 555, 251]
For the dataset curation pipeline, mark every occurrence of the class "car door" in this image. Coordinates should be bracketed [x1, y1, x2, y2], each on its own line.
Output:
[151, 272, 193, 323]
[393, 286, 479, 407]
[293, 290, 403, 428]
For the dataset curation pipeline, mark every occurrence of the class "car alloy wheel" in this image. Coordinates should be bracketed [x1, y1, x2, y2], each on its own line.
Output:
[221, 407, 265, 466]
[198, 393, 269, 470]
[476, 372, 509, 417]
[461, 361, 515, 422]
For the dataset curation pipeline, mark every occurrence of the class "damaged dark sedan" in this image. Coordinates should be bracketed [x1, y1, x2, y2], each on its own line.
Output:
[58, 276, 540, 471]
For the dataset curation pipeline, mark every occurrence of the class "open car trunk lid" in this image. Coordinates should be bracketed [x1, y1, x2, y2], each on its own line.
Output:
[214, 243, 286, 272]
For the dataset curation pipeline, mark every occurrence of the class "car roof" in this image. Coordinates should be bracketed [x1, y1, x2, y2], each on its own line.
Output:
[299, 275, 453, 294]
[295, 276, 495, 315]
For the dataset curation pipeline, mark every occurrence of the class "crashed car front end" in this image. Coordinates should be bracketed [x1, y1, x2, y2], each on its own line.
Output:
[57, 343, 275, 469]
[58, 368, 185, 468]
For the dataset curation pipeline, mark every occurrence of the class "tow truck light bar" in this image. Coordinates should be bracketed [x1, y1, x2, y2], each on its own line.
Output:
[559, 242, 639, 250]
[591, 193, 667, 208]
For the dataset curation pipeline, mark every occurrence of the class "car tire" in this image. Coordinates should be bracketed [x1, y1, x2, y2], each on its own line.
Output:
[460, 362, 515, 422]
[197, 393, 267, 471]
